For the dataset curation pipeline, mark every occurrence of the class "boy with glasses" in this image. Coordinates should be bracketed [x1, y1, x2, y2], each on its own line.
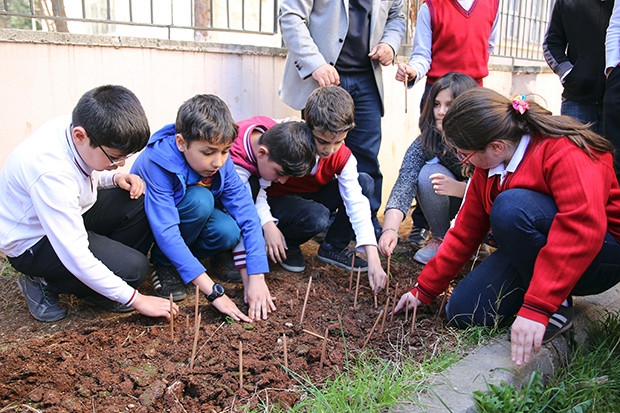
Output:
[0, 85, 178, 322]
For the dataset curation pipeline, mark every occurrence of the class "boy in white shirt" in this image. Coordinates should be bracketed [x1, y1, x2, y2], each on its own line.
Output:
[0, 85, 178, 322]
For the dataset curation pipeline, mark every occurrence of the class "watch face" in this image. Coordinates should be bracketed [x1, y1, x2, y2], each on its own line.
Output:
[213, 283, 224, 295]
[207, 283, 225, 301]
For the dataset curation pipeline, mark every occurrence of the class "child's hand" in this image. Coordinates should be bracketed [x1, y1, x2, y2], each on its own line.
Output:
[212, 295, 252, 323]
[364, 245, 387, 295]
[393, 291, 422, 315]
[243, 273, 276, 321]
[510, 316, 545, 365]
[378, 229, 398, 257]
[263, 222, 287, 264]
[115, 173, 146, 199]
[429, 173, 467, 198]
[395, 63, 416, 83]
[131, 292, 179, 319]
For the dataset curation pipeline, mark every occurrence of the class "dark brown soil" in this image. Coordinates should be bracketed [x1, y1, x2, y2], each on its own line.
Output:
[0, 226, 470, 412]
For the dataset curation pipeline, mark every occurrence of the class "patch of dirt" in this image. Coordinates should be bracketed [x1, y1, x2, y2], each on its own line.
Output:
[0, 223, 474, 412]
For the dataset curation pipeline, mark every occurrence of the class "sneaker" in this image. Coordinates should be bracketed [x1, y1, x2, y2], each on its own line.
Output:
[408, 227, 430, 249]
[17, 274, 66, 322]
[542, 298, 574, 344]
[413, 238, 442, 265]
[317, 243, 368, 272]
[210, 251, 242, 284]
[151, 265, 187, 301]
[82, 295, 134, 313]
[281, 246, 306, 273]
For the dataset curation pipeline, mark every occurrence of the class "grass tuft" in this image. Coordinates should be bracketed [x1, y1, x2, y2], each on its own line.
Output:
[474, 310, 620, 412]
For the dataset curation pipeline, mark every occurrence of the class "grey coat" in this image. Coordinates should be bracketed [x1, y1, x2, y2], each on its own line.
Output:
[278, 0, 406, 110]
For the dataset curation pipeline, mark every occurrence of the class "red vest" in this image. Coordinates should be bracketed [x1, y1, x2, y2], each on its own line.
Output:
[426, 0, 499, 85]
[267, 145, 352, 196]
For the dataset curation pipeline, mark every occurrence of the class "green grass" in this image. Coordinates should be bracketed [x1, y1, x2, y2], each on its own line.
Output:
[244, 323, 504, 413]
[474, 311, 620, 413]
[246, 350, 461, 413]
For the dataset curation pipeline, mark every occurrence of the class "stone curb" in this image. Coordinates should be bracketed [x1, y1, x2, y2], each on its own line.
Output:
[393, 284, 620, 413]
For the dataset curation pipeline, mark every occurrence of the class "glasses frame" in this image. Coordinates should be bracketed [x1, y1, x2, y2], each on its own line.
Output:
[456, 150, 476, 164]
[87, 133, 129, 166]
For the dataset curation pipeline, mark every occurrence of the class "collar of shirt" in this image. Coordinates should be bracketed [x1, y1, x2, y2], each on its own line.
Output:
[488, 134, 530, 185]
[65, 124, 94, 177]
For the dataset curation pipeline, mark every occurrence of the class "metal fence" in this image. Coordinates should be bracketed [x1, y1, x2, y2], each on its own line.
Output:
[0, 0, 279, 41]
[1, 0, 553, 62]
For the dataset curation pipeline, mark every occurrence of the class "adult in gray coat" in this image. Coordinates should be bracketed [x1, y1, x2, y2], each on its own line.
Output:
[279, 0, 406, 234]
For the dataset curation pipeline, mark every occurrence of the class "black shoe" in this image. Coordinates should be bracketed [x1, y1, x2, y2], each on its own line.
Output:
[317, 243, 368, 272]
[210, 251, 243, 284]
[543, 298, 574, 344]
[408, 227, 430, 249]
[281, 246, 306, 272]
[151, 265, 187, 301]
[17, 274, 66, 322]
[82, 295, 134, 313]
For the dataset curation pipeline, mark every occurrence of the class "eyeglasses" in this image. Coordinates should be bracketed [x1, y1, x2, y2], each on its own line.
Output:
[87, 133, 130, 166]
[456, 150, 476, 164]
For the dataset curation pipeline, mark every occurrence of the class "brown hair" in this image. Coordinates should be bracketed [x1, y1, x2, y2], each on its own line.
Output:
[442, 87, 614, 158]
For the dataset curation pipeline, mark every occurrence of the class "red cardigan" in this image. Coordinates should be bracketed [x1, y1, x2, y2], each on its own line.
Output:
[413, 135, 620, 325]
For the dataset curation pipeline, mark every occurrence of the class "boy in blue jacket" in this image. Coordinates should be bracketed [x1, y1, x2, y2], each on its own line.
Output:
[131, 94, 275, 321]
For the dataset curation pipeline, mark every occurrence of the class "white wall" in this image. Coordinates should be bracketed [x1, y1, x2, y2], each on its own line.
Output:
[0, 29, 562, 214]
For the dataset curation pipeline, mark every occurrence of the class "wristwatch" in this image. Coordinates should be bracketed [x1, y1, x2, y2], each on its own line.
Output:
[206, 283, 225, 302]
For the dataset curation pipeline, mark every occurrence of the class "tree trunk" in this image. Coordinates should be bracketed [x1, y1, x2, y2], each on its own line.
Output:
[194, 0, 211, 42]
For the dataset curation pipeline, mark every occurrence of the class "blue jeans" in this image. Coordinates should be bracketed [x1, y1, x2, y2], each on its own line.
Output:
[339, 71, 383, 215]
[446, 189, 620, 328]
[561, 99, 604, 135]
[150, 186, 240, 266]
[268, 173, 374, 250]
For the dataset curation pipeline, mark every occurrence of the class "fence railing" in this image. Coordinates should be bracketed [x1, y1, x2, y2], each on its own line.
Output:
[0, 0, 278, 42]
[1, 0, 553, 62]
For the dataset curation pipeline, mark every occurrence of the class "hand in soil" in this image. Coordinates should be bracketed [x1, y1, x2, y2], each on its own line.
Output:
[394, 290, 423, 314]
[132, 293, 179, 319]
[244, 273, 276, 320]
[212, 295, 252, 322]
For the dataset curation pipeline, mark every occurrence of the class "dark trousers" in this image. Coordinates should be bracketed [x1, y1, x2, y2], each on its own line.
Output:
[8, 188, 153, 298]
[339, 71, 383, 216]
[446, 189, 620, 328]
[269, 173, 374, 250]
[604, 65, 620, 182]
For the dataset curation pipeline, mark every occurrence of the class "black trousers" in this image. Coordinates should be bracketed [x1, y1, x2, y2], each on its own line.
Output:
[8, 188, 152, 298]
[604, 65, 620, 182]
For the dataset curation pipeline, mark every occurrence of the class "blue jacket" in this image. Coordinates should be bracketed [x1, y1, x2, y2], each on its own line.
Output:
[131, 123, 268, 283]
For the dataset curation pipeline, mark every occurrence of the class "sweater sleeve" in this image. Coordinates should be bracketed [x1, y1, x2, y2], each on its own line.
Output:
[412, 167, 491, 304]
[385, 138, 427, 216]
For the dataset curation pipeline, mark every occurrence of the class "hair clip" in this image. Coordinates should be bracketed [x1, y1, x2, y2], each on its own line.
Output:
[511, 94, 529, 115]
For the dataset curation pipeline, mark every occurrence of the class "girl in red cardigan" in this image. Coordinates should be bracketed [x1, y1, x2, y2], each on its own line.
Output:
[394, 87, 620, 365]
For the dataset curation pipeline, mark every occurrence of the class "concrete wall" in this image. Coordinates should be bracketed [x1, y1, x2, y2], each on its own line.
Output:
[0, 29, 563, 213]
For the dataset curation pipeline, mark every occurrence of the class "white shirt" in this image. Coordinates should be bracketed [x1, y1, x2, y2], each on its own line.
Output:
[0, 116, 136, 305]
[606, 0, 620, 72]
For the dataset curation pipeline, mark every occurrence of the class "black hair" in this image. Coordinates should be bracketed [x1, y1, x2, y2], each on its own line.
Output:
[258, 121, 316, 177]
[418, 72, 478, 154]
[72, 85, 150, 154]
